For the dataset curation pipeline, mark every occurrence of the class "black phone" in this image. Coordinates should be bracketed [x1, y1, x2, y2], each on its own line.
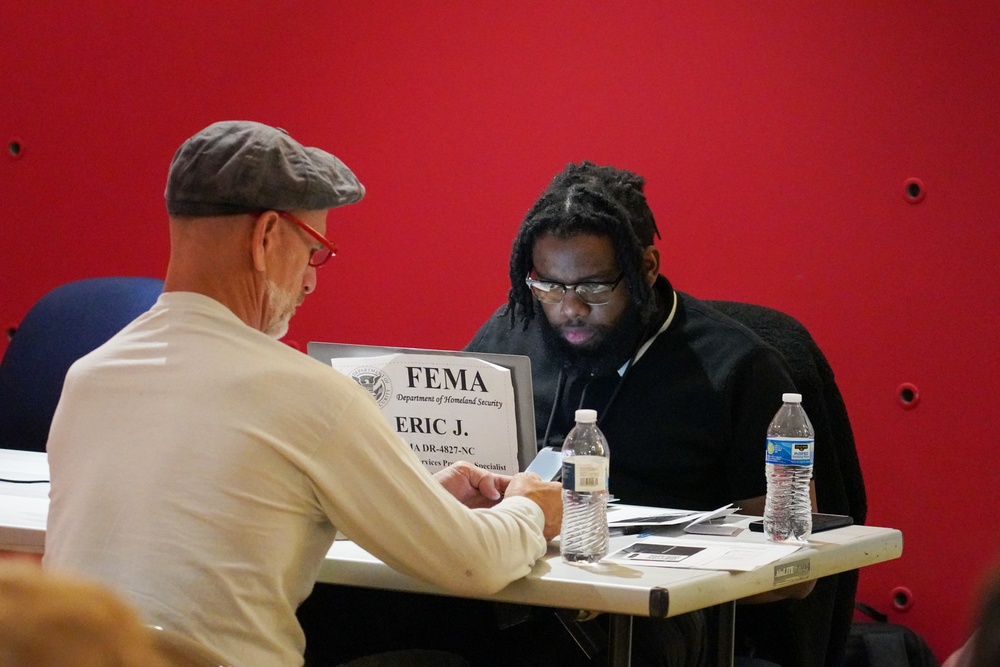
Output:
[748, 513, 853, 533]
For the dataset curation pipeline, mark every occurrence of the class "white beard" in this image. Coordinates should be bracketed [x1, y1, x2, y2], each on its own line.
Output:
[263, 279, 299, 339]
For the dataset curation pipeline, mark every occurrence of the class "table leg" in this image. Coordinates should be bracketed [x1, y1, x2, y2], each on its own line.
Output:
[713, 601, 735, 667]
[608, 613, 633, 666]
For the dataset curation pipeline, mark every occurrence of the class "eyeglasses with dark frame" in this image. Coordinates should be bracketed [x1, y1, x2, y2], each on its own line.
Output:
[524, 273, 625, 306]
[252, 211, 338, 267]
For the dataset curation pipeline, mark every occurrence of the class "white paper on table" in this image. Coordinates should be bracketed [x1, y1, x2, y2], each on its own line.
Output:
[683, 521, 743, 536]
[683, 504, 743, 536]
[608, 503, 739, 528]
[604, 535, 801, 571]
[607, 506, 703, 526]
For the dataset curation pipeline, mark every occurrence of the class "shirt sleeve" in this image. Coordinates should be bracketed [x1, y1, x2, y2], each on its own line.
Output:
[306, 386, 548, 597]
[726, 345, 797, 502]
[463, 306, 514, 352]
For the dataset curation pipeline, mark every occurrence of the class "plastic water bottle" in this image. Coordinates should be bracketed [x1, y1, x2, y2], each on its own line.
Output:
[560, 409, 610, 564]
[763, 393, 815, 542]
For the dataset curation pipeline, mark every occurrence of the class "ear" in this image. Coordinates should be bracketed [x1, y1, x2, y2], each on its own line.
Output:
[250, 212, 279, 272]
[641, 245, 660, 287]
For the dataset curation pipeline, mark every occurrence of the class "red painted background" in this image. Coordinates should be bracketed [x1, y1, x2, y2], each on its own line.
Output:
[3, 2, 998, 659]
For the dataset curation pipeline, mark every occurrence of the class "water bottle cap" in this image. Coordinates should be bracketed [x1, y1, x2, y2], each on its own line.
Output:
[782, 392, 803, 403]
[575, 409, 598, 423]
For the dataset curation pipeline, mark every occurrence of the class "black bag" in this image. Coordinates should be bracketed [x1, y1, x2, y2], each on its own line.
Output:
[844, 603, 939, 667]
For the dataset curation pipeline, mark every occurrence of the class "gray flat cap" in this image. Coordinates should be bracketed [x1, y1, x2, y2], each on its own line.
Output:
[165, 120, 365, 216]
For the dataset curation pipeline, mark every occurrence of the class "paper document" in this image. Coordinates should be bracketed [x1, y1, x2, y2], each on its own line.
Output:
[607, 506, 705, 527]
[683, 504, 743, 536]
[608, 504, 740, 532]
[604, 535, 801, 571]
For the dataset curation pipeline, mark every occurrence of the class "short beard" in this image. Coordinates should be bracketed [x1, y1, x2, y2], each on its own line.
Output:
[537, 298, 651, 376]
[263, 279, 299, 339]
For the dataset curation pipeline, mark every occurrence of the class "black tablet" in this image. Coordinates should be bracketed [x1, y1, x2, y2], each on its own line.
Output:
[748, 513, 853, 533]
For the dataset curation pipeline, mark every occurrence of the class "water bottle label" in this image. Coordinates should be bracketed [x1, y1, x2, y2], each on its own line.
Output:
[562, 456, 609, 492]
[765, 437, 814, 466]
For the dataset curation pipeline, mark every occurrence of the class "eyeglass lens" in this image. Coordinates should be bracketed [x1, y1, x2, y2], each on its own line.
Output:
[274, 211, 337, 267]
[309, 247, 333, 267]
[527, 278, 619, 305]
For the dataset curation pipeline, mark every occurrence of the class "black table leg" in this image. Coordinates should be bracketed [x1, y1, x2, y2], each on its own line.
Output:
[608, 614, 633, 666]
[712, 602, 735, 667]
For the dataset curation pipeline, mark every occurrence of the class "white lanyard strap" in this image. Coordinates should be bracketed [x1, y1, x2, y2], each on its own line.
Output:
[618, 290, 677, 376]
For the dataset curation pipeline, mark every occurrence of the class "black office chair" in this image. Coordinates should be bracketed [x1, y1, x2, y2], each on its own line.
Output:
[0, 276, 164, 452]
[706, 299, 867, 667]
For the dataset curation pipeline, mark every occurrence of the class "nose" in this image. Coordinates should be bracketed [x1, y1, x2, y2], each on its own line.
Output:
[558, 289, 591, 319]
[302, 265, 318, 295]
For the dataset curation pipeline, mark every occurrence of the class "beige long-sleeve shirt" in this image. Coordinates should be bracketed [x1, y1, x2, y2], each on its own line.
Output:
[44, 292, 546, 666]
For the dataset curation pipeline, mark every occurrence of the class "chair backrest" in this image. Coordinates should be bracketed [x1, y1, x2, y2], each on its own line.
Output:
[705, 300, 866, 521]
[706, 299, 867, 667]
[0, 276, 164, 451]
[147, 626, 232, 667]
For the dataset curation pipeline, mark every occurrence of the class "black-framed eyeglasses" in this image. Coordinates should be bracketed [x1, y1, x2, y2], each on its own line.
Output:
[525, 273, 624, 306]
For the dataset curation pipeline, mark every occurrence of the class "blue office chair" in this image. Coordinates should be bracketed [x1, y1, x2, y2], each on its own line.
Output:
[0, 277, 164, 452]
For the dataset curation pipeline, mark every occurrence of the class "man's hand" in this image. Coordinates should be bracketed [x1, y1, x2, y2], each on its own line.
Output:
[435, 461, 511, 508]
[505, 472, 562, 541]
[435, 462, 563, 540]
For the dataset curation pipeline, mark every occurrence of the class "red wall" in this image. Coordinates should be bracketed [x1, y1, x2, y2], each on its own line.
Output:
[3, 2, 998, 658]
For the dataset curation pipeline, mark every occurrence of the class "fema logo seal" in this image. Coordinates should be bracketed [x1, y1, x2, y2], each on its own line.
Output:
[350, 367, 392, 408]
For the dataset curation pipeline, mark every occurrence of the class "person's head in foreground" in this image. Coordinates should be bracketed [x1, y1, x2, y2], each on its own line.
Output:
[0, 562, 170, 667]
[968, 564, 1000, 667]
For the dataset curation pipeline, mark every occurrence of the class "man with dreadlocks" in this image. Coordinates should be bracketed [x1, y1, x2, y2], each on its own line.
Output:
[464, 161, 816, 666]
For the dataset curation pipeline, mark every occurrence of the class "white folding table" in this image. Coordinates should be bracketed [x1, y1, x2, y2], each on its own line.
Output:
[0, 448, 903, 666]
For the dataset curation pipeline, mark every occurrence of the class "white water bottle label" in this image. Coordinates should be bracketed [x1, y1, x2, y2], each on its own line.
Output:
[765, 437, 814, 466]
[562, 456, 609, 492]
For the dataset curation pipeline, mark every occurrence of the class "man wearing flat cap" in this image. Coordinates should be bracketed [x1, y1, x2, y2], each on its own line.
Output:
[43, 120, 561, 667]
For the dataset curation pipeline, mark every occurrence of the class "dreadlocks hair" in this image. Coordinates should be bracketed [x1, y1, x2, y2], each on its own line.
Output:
[506, 161, 662, 327]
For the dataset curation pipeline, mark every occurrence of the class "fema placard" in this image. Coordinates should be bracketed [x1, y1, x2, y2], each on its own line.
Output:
[329, 353, 519, 474]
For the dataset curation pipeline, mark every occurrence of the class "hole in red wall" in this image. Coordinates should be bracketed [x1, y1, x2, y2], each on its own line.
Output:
[7, 139, 24, 159]
[897, 383, 920, 409]
[904, 177, 925, 203]
[891, 585, 913, 612]
[7, 138, 23, 159]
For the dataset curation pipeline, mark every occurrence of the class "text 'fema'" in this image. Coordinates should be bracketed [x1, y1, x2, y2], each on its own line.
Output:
[406, 367, 488, 392]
